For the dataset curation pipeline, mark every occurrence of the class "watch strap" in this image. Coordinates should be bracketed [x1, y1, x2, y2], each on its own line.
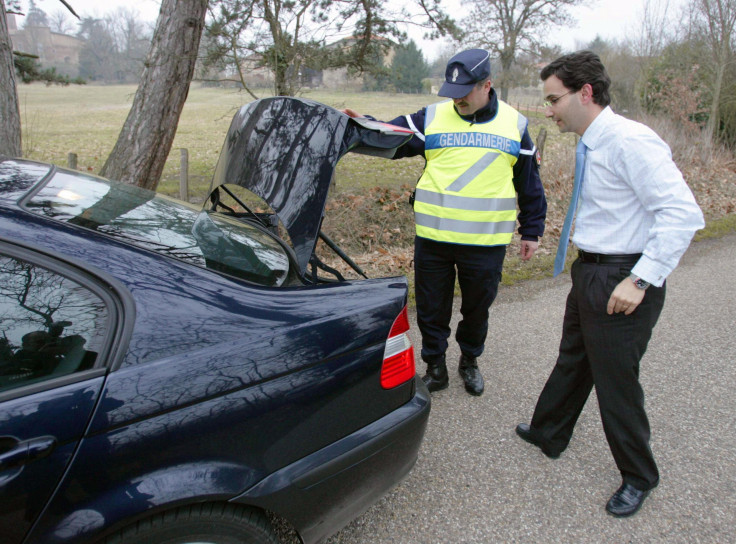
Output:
[629, 273, 650, 290]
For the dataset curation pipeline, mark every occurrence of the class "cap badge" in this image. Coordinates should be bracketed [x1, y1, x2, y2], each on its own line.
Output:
[452, 68, 459, 82]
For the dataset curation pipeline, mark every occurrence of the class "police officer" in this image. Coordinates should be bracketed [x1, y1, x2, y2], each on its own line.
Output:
[344, 49, 546, 396]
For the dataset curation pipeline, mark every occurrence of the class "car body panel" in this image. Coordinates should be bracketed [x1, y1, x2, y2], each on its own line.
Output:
[239, 378, 430, 544]
[0, 379, 105, 544]
[0, 96, 427, 544]
[0, 208, 427, 543]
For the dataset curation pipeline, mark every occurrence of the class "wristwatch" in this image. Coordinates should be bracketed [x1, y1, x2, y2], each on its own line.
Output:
[629, 274, 650, 290]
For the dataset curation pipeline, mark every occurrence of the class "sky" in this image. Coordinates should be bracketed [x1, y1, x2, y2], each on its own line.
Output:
[16, 0, 686, 60]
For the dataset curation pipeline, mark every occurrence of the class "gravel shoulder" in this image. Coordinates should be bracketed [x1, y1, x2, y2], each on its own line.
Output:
[325, 233, 736, 544]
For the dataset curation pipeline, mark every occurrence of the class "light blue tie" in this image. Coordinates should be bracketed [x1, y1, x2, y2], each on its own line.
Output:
[553, 139, 587, 277]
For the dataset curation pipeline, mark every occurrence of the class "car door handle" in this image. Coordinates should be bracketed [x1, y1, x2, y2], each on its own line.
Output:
[0, 436, 57, 470]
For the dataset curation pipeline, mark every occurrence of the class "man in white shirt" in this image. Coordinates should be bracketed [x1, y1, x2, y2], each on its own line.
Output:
[515, 51, 704, 517]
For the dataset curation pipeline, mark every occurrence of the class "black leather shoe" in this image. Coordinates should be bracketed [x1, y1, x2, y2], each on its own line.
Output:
[515, 423, 560, 459]
[605, 483, 650, 517]
[458, 354, 484, 396]
[421, 355, 448, 392]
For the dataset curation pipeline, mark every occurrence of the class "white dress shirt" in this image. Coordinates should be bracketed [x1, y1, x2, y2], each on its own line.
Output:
[573, 107, 704, 286]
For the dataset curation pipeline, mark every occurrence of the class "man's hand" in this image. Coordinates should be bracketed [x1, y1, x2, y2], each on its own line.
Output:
[607, 277, 646, 315]
[341, 108, 361, 118]
[519, 240, 538, 261]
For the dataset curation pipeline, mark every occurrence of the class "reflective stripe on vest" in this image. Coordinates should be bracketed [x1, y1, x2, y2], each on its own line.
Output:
[415, 99, 525, 246]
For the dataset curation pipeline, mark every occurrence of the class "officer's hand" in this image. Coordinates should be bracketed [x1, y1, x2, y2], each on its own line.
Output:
[341, 108, 361, 118]
[607, 278, 645, 315]
[519, 240, 538, 261]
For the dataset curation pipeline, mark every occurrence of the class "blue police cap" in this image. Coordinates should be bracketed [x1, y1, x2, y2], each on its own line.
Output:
[438, 49, 491, 99]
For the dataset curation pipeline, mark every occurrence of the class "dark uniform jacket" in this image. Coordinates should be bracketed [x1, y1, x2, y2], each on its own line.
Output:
[385, 89, 547, 242]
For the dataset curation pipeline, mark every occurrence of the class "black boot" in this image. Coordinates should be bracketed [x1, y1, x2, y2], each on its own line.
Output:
[458, 354, 484, 396]
[421, 354, 448, 392]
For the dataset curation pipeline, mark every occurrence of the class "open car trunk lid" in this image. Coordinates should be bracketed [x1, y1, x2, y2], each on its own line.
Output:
[209, 97, 413, 277]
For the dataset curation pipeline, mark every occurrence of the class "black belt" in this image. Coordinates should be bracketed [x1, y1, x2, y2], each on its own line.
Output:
[577, 250, 641, 264]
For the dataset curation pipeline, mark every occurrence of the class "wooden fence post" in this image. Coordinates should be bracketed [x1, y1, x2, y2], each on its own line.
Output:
[535, 127, 547, 166]
[179, 148, 189, 201]
[67, 152, 77, 169]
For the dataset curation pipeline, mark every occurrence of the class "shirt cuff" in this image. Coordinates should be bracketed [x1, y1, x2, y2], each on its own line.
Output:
[631, 254, 670, 287]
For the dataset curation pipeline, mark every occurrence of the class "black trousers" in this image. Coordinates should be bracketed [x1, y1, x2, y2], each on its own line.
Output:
[530, 257, 665, 491]
[414, 236, 506, 362]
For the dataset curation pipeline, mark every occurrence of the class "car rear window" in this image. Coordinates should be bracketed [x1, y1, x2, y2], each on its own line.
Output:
[0, 159, 53, 201]
[24, 171, 289, 286]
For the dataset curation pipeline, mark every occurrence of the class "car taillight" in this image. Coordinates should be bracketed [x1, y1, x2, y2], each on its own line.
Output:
[381, 305, 416, 389]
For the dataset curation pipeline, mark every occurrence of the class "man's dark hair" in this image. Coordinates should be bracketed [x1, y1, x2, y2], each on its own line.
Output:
[540, 50, 611, 107]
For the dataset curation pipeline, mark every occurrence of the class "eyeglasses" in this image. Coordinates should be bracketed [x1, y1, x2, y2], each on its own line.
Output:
[543, 90, 574, 108]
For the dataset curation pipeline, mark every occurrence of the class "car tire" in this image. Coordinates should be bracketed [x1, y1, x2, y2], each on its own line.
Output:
[101, 503, 280, 544]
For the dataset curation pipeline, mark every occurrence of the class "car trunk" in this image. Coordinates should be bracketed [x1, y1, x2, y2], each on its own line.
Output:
[208, 96, 414, 284]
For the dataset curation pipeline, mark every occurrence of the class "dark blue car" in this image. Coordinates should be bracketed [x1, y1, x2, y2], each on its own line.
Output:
[0, 97, 430, 544]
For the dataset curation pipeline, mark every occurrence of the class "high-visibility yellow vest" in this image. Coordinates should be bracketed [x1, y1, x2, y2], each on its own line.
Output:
[414, 99, 526, 246]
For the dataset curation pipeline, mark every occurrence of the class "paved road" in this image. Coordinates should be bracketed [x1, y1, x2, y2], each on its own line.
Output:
[323, 233, 736, 543]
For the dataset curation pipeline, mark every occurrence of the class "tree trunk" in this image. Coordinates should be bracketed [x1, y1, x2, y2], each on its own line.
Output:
[497, 50, 514, 102]
[100, 0, 207, 190]
[697, 0, 736, 146]
[0, 4, 22, 157]
[703, 60, 724, 146]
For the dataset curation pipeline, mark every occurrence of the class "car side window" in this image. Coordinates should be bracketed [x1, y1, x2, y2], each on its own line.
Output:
[0, 253, 109, 393]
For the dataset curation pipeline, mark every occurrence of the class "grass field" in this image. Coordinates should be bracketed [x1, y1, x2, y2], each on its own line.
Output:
[16, 82, 736, 288]
[18, 83, 561, 198]
[18, 84, 444, 199]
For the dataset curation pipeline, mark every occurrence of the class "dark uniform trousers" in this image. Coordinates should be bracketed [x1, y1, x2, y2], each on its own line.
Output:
[530, 257, 665, 491]
[414, 236, 506, 363]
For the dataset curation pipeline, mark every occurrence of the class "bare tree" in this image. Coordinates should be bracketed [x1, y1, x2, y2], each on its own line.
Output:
[49, 9, 75, 34]
[104, 7, 153, 80]
[76, 17, 118, 81]
[73, 12, 151, 83]
[694, 0, 736, 144]
[99, 0, 207, 189]
[204, 0, 459, 97]
[106, 6, 152, 55]
[630, 0, 673, 59]
[462, 0, 584, 100]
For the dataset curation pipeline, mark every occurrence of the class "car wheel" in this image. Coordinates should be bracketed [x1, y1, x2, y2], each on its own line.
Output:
[102, 503, 280, 544]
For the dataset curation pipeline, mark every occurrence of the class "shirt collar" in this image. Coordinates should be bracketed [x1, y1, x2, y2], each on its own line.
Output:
[455, 88, 499, 123]
[581, 105, 614, 151]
